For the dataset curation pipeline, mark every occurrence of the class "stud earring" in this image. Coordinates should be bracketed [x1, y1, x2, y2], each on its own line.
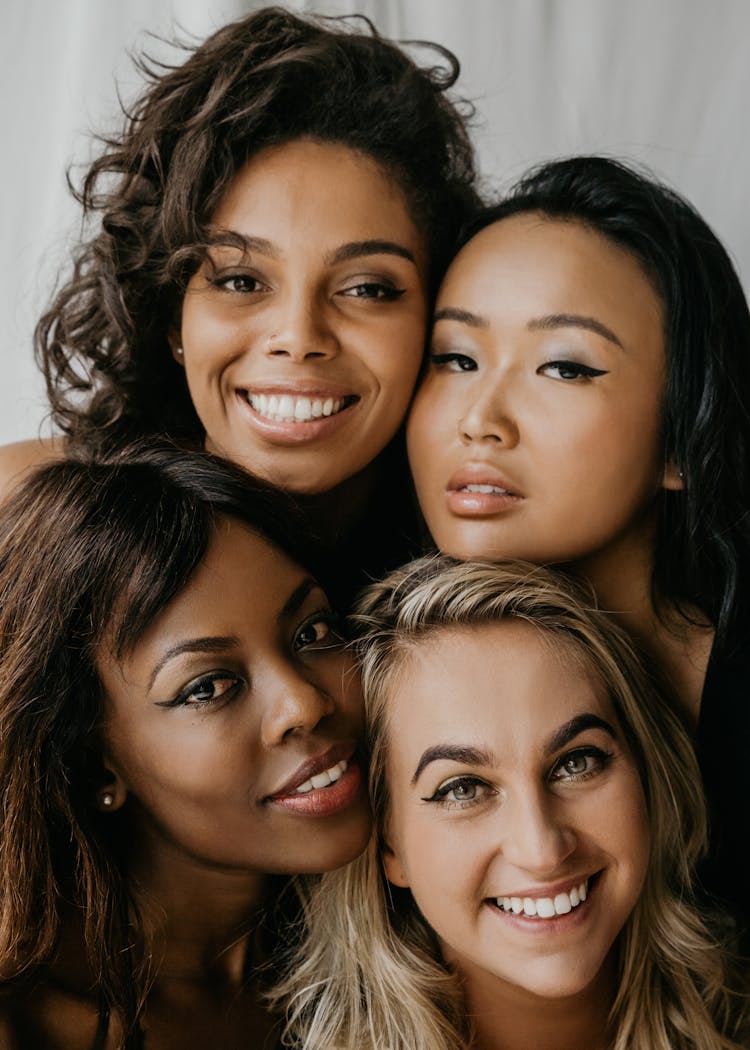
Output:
[100, 791, 115, 809]
[175, 346, 184, 357]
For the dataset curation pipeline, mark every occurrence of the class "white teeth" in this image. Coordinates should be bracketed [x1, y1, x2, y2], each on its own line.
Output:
[294, 759, 348, 794]
[248, 393, 346, 422]
[462, 484, 509, 495]
[554, 892, 572, 915]
[496, 879, 590, 919]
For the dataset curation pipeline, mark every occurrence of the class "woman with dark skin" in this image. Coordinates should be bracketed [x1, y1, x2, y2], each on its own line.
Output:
[0, 444, 370, 1048]
[406, 156, 750, 941]
[0, 6, 479, 599]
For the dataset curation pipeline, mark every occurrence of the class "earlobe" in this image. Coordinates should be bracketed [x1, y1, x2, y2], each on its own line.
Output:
[94, 762, 128, 813]
[381, 843, 410, 888]
[168, 325, 184, 367]
[662, 460, 685, 491]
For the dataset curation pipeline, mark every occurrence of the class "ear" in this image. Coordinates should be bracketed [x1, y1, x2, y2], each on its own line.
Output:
[662, 459, 685, 492]
[92, 756, 129, 813]
[168, 322, 184, 367]
[381, 841, 410, 888]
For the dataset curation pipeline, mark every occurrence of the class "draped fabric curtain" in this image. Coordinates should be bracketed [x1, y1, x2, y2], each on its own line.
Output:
[2, 0, 748, 444]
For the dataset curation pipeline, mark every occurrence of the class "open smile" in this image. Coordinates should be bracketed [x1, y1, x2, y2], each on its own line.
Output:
[244, 391, 359, 423]
[266, 745, 363, 818]
[487, 872, 601, 923]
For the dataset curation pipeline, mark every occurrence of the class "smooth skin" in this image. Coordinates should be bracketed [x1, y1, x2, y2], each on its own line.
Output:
[382, 622, 649, 1050]
[0, 139, 428, 512]
[174, 138, 428, 497]
[407, 214, 711, 722]
[6, 519, 370, 1049]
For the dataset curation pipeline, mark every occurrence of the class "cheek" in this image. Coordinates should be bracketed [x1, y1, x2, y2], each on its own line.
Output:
[407, 383, 456, 465]
[371, 333, 424, 404]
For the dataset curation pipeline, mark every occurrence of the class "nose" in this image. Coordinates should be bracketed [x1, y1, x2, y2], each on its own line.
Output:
[260, 664, 337, 747]
[458, 382, 519, 448]
[264, 290, 339, 362]
[499, 784, 577, 876]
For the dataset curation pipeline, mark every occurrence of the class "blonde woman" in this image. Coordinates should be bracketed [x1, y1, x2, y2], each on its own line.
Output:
[275, 558, 747, 1050]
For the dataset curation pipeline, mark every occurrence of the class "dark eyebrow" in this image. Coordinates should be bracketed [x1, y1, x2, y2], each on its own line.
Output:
[148, 636, 241, 688]
[545, 713, 619, 755]
[433, 306, 490, 328]
[528, 313, 624, 349]
[278, 577, 319, 623]
[326, 240, 416, 266]
[411, 744, 492, 785]
[204, 233, 280, 260]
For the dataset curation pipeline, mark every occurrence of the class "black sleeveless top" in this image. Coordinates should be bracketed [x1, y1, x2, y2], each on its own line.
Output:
[696, 617, 750, 949]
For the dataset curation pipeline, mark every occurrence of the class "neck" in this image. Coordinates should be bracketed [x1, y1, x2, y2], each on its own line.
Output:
[130, 834, 270, 986]
[567, 516, 713, 727]
[464, 957, 615, 1050]
[296, 455, 385, 547]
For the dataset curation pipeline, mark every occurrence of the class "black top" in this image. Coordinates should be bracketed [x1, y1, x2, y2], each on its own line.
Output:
[696, 620, 750, 946]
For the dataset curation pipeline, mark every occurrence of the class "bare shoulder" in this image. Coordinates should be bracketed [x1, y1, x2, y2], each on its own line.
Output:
[0, 437, 66, 503]
[0, 979, 104, 1050]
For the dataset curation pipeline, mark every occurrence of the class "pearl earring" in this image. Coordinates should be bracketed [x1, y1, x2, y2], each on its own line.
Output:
[175, 346, 184, 357]
[100, 791, 115, 808]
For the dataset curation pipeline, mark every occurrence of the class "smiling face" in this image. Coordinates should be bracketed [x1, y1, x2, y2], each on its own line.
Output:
[381, 621, 649, 1004]
[96, 518, 370, 877]
[176, 138, 428, 494]
[407, 213, 681, 574]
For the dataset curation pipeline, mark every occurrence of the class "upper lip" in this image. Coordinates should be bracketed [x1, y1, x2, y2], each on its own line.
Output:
[266, 741, 357, 799]
[492, 873, 597, 899]
[447, 462, 523, 497]
[238, 380, 358, 399]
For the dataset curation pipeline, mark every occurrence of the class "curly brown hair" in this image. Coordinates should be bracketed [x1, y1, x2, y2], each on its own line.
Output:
[36, 6, 480, 454]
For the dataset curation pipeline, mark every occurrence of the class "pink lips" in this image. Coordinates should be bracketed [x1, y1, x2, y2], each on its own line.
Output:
[266, 743, 363, 818]
[446, 463, 524, 517]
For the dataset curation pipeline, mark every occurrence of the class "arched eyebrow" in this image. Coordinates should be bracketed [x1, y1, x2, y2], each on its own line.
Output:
[325, 239, 417, 265]
[433, 306, 489, 328]
[411, 744, 492, 784]
[528, 313, 624, 349]
[278, 577, 319, 623]
[544, 713, 619, 754]
[410, 713, 619, 783]
[148, 636, 241, 688]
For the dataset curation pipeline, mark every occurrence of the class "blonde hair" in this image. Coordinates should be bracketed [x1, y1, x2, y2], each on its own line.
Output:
[274, 557, 746, 1049]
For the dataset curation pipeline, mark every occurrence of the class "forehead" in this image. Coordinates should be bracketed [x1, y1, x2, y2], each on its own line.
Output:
[386, 621, 614, 753]
[439, 213, 662, 325]
[212, 137, 424, 246]
[98, 520, 304, 679]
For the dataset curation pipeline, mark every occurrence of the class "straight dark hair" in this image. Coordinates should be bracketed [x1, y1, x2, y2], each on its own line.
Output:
[462, 156, 750, 650]
[0, 442, 307, 1047]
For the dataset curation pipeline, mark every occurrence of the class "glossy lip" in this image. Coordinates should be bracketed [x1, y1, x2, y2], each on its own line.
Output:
[486, 871, 602, 934]
[446, 462, 524, 517]
[267, 741, 357, 799]
[235, 389, 361, 446]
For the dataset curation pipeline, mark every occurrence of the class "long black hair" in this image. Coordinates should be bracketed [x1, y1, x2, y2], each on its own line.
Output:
[461, 156, 750, 650]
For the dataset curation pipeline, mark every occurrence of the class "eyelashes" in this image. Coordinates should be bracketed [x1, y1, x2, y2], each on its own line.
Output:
[420, 746, 615, 810]
[155, 671, 243, 710]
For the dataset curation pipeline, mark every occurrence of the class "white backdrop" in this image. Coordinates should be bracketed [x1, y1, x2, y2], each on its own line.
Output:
[2, 0, 748, 445]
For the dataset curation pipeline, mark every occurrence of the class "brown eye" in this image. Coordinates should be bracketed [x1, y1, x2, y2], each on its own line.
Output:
[293, 613, 342, 652]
